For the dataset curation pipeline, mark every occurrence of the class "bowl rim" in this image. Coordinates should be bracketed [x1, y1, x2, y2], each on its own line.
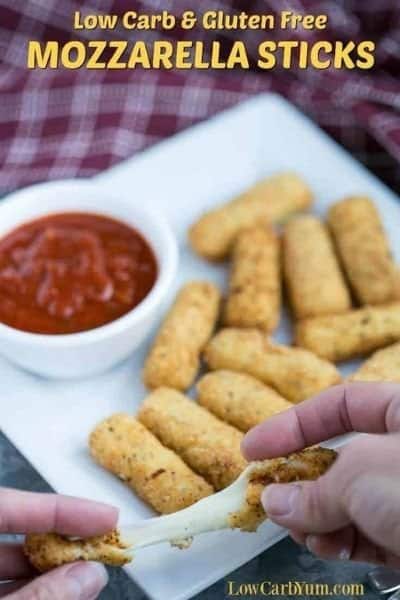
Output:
[0, 179, 178, 346]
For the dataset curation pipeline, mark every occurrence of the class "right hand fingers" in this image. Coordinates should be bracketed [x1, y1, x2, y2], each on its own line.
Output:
[261, 433, 400, 557]
[5, 561, 108, 600]
[242, 382, 400, 460]
[304, 526, 400, 569]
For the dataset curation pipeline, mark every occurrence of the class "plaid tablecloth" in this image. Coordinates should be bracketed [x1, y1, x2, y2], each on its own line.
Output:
[1, 0, 399, 193]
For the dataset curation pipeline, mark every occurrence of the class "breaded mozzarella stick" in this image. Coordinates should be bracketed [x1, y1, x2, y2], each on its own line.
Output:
[223, 226, 281, 332]
[24, 530, 130, 572]
[283, 215, 351, 318]
[204, 328, 340, 404]
[138, 388, 246, 490]
[25, 448, 337, 572]
[328, 197, 397, 305]
[351, 342, 400, 382]
[189, 172, 313, 261]
[89, 415, 213, 514]
[143, 281, 221, 390]
[295, 303, 400, 362]
[229, 447, 337, 531]
[196, 370, 292, 432]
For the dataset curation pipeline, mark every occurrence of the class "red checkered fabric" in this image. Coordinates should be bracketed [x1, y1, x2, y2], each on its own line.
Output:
[1, 0, 399, 193]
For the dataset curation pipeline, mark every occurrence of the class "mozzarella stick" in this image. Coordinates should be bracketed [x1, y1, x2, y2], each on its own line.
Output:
[204, 328, 340, 404]
[283, 215, 351, 319]
[196, 370, 292, 432]
[137, 388, 246, 490]
[223, 226, 281, 332]
[24, 530, 130, 572]
[229, 447, 337, 531]
[143, 281, 221, 390]
[89, 414, 213, 514]
[189, 172, 313, 261]
[351, 342, 400, 382]
[24, 447, 337, 572]
[328, 197, 397, 305]
[295, 303, 400, 362]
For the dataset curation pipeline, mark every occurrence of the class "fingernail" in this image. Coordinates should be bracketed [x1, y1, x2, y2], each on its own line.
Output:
[262, 484, 300, 517]
[241, 433, 258, 460]
[240, 437, 251, 459]
[67, 562, 108, 599]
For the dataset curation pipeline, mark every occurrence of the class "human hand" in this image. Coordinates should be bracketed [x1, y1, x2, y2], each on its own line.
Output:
[242, 382, 400, 567]
[0, 489, 118, 599]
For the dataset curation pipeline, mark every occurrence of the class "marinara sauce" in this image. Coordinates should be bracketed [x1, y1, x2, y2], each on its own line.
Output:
[0, 213, 158, 334]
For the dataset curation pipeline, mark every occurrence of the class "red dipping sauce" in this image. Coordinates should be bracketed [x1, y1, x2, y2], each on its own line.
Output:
[0, 213, 158, 335]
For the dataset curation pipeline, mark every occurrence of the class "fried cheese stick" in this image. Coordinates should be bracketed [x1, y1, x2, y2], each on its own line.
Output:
[283, 215, 351, 319]
[351, 342, 400, 382]
[328, 197, 397, 305]
[295, 303, 400, 362]
[24, 448, 337, 572]
[137, 388, 246, 490]
[196, 370, 292, 432]
[189, 172, 313, 261]
[143, 281, 221, 390]
[24, 530, 130, 572]
[89, 415, 213, 514]
[223, 226, 281, 332]
[204, 328, 341, 404]
[229, 447, 337, 531]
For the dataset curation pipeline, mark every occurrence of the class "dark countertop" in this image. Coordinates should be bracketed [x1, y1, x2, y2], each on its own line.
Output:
[0, 430, 379, 600]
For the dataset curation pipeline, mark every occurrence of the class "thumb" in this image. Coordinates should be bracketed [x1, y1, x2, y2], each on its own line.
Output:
[6, 561, 108, 600]
[262, 435, 400, 557]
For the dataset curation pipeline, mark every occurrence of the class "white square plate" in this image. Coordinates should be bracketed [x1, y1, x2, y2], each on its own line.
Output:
[1, 94, 399, 600]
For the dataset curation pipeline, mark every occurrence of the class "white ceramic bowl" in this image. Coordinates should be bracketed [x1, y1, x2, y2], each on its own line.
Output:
[0, 179, 178, 378]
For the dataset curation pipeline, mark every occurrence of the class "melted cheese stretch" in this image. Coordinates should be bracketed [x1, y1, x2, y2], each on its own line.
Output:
[27, 40, 375, 71]
[24, 447, 337, 573]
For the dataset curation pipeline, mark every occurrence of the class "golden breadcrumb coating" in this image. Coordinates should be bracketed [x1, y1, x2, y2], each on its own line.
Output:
[351, 342, 400, 382]
[229, 447, 337, 532]
[143, 281, 221, 391]
[196, 370, 292, 432]
[204, 328, 340, 403]
[24, 450, 337, 572]
[137, 388, 246, 490]
[328, 197, 397, 305]
[223, 226, 281, 332]
[283, 215, 351, 319]
[89, 415, 213, 514]
[24, 529, 130, 573]
[189, 172, 313, 261]
[295, 303, 400, 362]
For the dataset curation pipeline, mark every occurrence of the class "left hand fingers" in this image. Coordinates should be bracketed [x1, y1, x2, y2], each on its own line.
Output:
[4, 561, 108, 600]
[0, 488, 118, 537]
[0, 544, 35, 581]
